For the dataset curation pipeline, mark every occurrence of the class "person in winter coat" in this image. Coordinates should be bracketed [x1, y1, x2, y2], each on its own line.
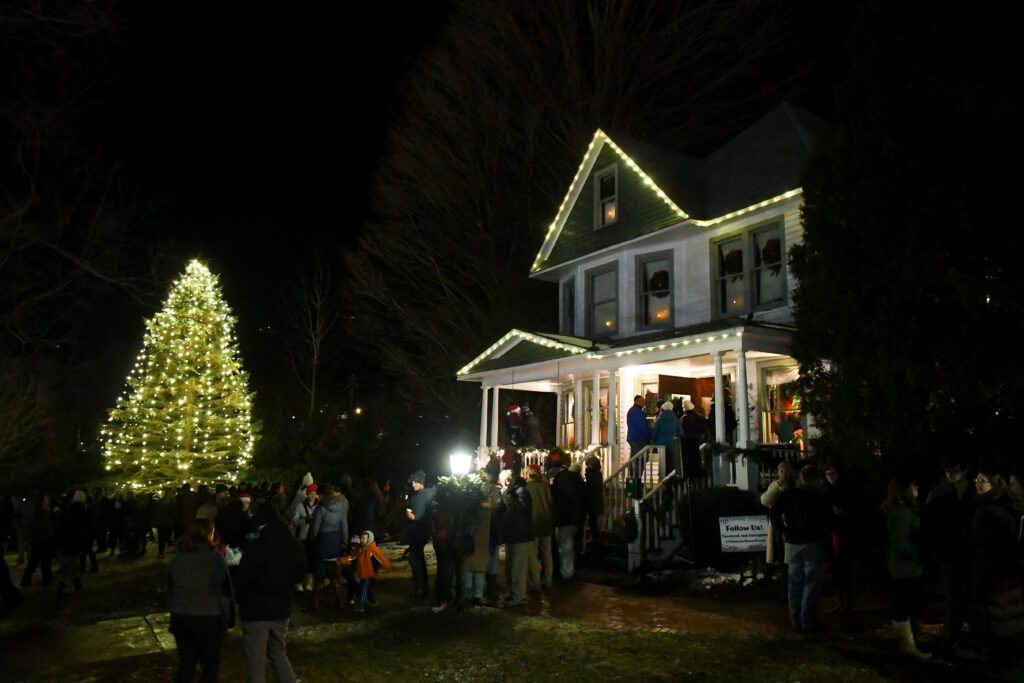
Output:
[288, 482, 318, 593]
[405, 469, 436, 599]
[236, 504, 306, 683]
[525, 467, 554, 591]
[882, 476, 931, 659]
[338, 530, 392, 612]
[20, 492, 53, 588]
[497, 470, 532, 607]
[549, 455, 585, 580]
[54, 491, 91, 597]
[306, 484, 348, 611]
[680, 399, 709, 480]
[583, 455, 605, 554]
[155, 490, 178, 560]
[351, 478, 386, 541]
[651, 401, 683, 479]
[924, 454, 975, 649]
[167, 517, 234, 683]
[769, 465, 834, 633]
[761, 461, 795, 590]
[521, 406, 542, 448]
[969, 470, 1024, 674]
[824, 462, 856, 615]
[462, 500, 492, 605]
[625, 395, 651, 458]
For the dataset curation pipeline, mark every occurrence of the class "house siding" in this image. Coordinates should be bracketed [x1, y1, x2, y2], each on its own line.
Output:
[541, 145, 682, 270]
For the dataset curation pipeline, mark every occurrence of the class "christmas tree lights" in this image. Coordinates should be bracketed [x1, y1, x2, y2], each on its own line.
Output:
[101, 260, 259, 491]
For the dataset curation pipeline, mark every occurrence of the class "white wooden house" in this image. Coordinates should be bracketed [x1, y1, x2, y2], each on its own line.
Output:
[457, 104, 821, 493]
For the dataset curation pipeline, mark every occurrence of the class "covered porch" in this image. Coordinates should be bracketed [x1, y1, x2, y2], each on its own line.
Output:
[457, 320, 810, 491]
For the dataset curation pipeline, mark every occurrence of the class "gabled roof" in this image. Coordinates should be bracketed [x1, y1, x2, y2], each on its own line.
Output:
[531, 103, 822, 274]
[456, 329, 593, 376]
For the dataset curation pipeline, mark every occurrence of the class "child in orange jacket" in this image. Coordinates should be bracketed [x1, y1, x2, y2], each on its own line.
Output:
[338, 530, 391, 611]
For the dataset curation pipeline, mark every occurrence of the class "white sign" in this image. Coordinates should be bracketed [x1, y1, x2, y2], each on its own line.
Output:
[719, 515, 768, 553]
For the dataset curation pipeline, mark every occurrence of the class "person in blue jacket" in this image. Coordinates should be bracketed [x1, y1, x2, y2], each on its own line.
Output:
[651, 400, 683, 479]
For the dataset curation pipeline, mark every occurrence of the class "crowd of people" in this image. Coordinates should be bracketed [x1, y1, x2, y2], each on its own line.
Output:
[762, 454, 1024, 675]
[407, 448, 604, 613]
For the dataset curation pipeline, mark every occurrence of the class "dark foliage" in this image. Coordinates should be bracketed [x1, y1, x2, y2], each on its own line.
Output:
[790, 2, 1023, 484]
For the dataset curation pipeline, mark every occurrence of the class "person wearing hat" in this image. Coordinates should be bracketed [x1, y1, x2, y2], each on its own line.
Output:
[405, 470, 436, 599]
[236, 503, 305, 683]
[525, 466, 554, 591]
[651, 400, 683, 480]
[680, 399, 709, 481]
[306, 484, 349, 612]
[288, 482, 318, 593]
[548, 457, 585, 580]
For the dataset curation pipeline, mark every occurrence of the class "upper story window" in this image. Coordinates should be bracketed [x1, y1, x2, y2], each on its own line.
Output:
[561, 278, 576, 335]
[586, 263, 618, 337]
[713, 221, 785, 317]
[594, 164, 618, 228]
[636, 251, 673, 330]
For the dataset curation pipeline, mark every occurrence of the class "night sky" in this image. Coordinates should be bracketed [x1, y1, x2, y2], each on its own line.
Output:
[4, 1, 858, 441]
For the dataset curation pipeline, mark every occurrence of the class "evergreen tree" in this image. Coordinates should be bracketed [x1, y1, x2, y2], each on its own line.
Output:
[101, 260, 259, 491]
[790, 3, 1022, 475]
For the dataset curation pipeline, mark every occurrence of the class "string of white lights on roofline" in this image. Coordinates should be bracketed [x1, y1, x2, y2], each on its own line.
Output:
[530, 128, 802, 272]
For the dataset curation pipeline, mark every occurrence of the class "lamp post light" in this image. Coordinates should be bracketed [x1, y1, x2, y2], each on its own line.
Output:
[449, 452, 473, 476]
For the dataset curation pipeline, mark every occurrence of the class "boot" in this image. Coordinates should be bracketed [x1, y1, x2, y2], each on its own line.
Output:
[303, 584, 322, 613]
[894, 620, 931, 659]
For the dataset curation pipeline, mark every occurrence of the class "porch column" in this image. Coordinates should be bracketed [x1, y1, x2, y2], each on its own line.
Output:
[608, 370, 619, 462]
[736, 350, 751, 447]
[478, 384, 489, 453]
[714, 352, 726, 443]
[573, 377, 584, 449]
[490, 386, 500, 451]
[591, 371, 601, 446]
[555, 389, 564, 448]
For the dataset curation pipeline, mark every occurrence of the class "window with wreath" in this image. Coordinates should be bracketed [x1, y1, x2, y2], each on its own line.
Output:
[637, 252, 672, 329]
[714, 222, 785, 316]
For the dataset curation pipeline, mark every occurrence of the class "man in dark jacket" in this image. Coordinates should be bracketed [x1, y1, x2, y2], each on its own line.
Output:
[236, 504, 306, 683]
[498, 469, 532, 606]
[405, 469, 436, 599]
[549, 456, 585, 580]
[924, 454, 976, 648]
[769, 465, 834, 632]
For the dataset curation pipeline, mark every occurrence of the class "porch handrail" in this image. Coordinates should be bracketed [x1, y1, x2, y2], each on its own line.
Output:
[641, 469, 679, 503]
[604, 444, 658, 485]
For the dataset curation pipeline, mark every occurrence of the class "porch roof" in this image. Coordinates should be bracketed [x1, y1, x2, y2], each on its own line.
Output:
[457, 318, 795, 380]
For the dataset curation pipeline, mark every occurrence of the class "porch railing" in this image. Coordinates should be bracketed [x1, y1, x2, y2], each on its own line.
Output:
[600, 444, 665, 535]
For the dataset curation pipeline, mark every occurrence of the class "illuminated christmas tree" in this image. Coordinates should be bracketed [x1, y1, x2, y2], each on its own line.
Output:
[101, 260, 259, 491]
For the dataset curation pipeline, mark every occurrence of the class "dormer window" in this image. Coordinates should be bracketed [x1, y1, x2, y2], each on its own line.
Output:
[594, 164, 618, 228]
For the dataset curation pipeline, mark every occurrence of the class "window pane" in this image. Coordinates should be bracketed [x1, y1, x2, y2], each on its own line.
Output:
[755, 229, 783, 305]
[643, 294, 671, 324]
[600, 174, 615, 199]
[592, 270, 616, 302]
[642, 259, 670, 293]
[602, 199, 617, 224]
[593, 301, 617, 332]
[718, 239, 744, 313]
